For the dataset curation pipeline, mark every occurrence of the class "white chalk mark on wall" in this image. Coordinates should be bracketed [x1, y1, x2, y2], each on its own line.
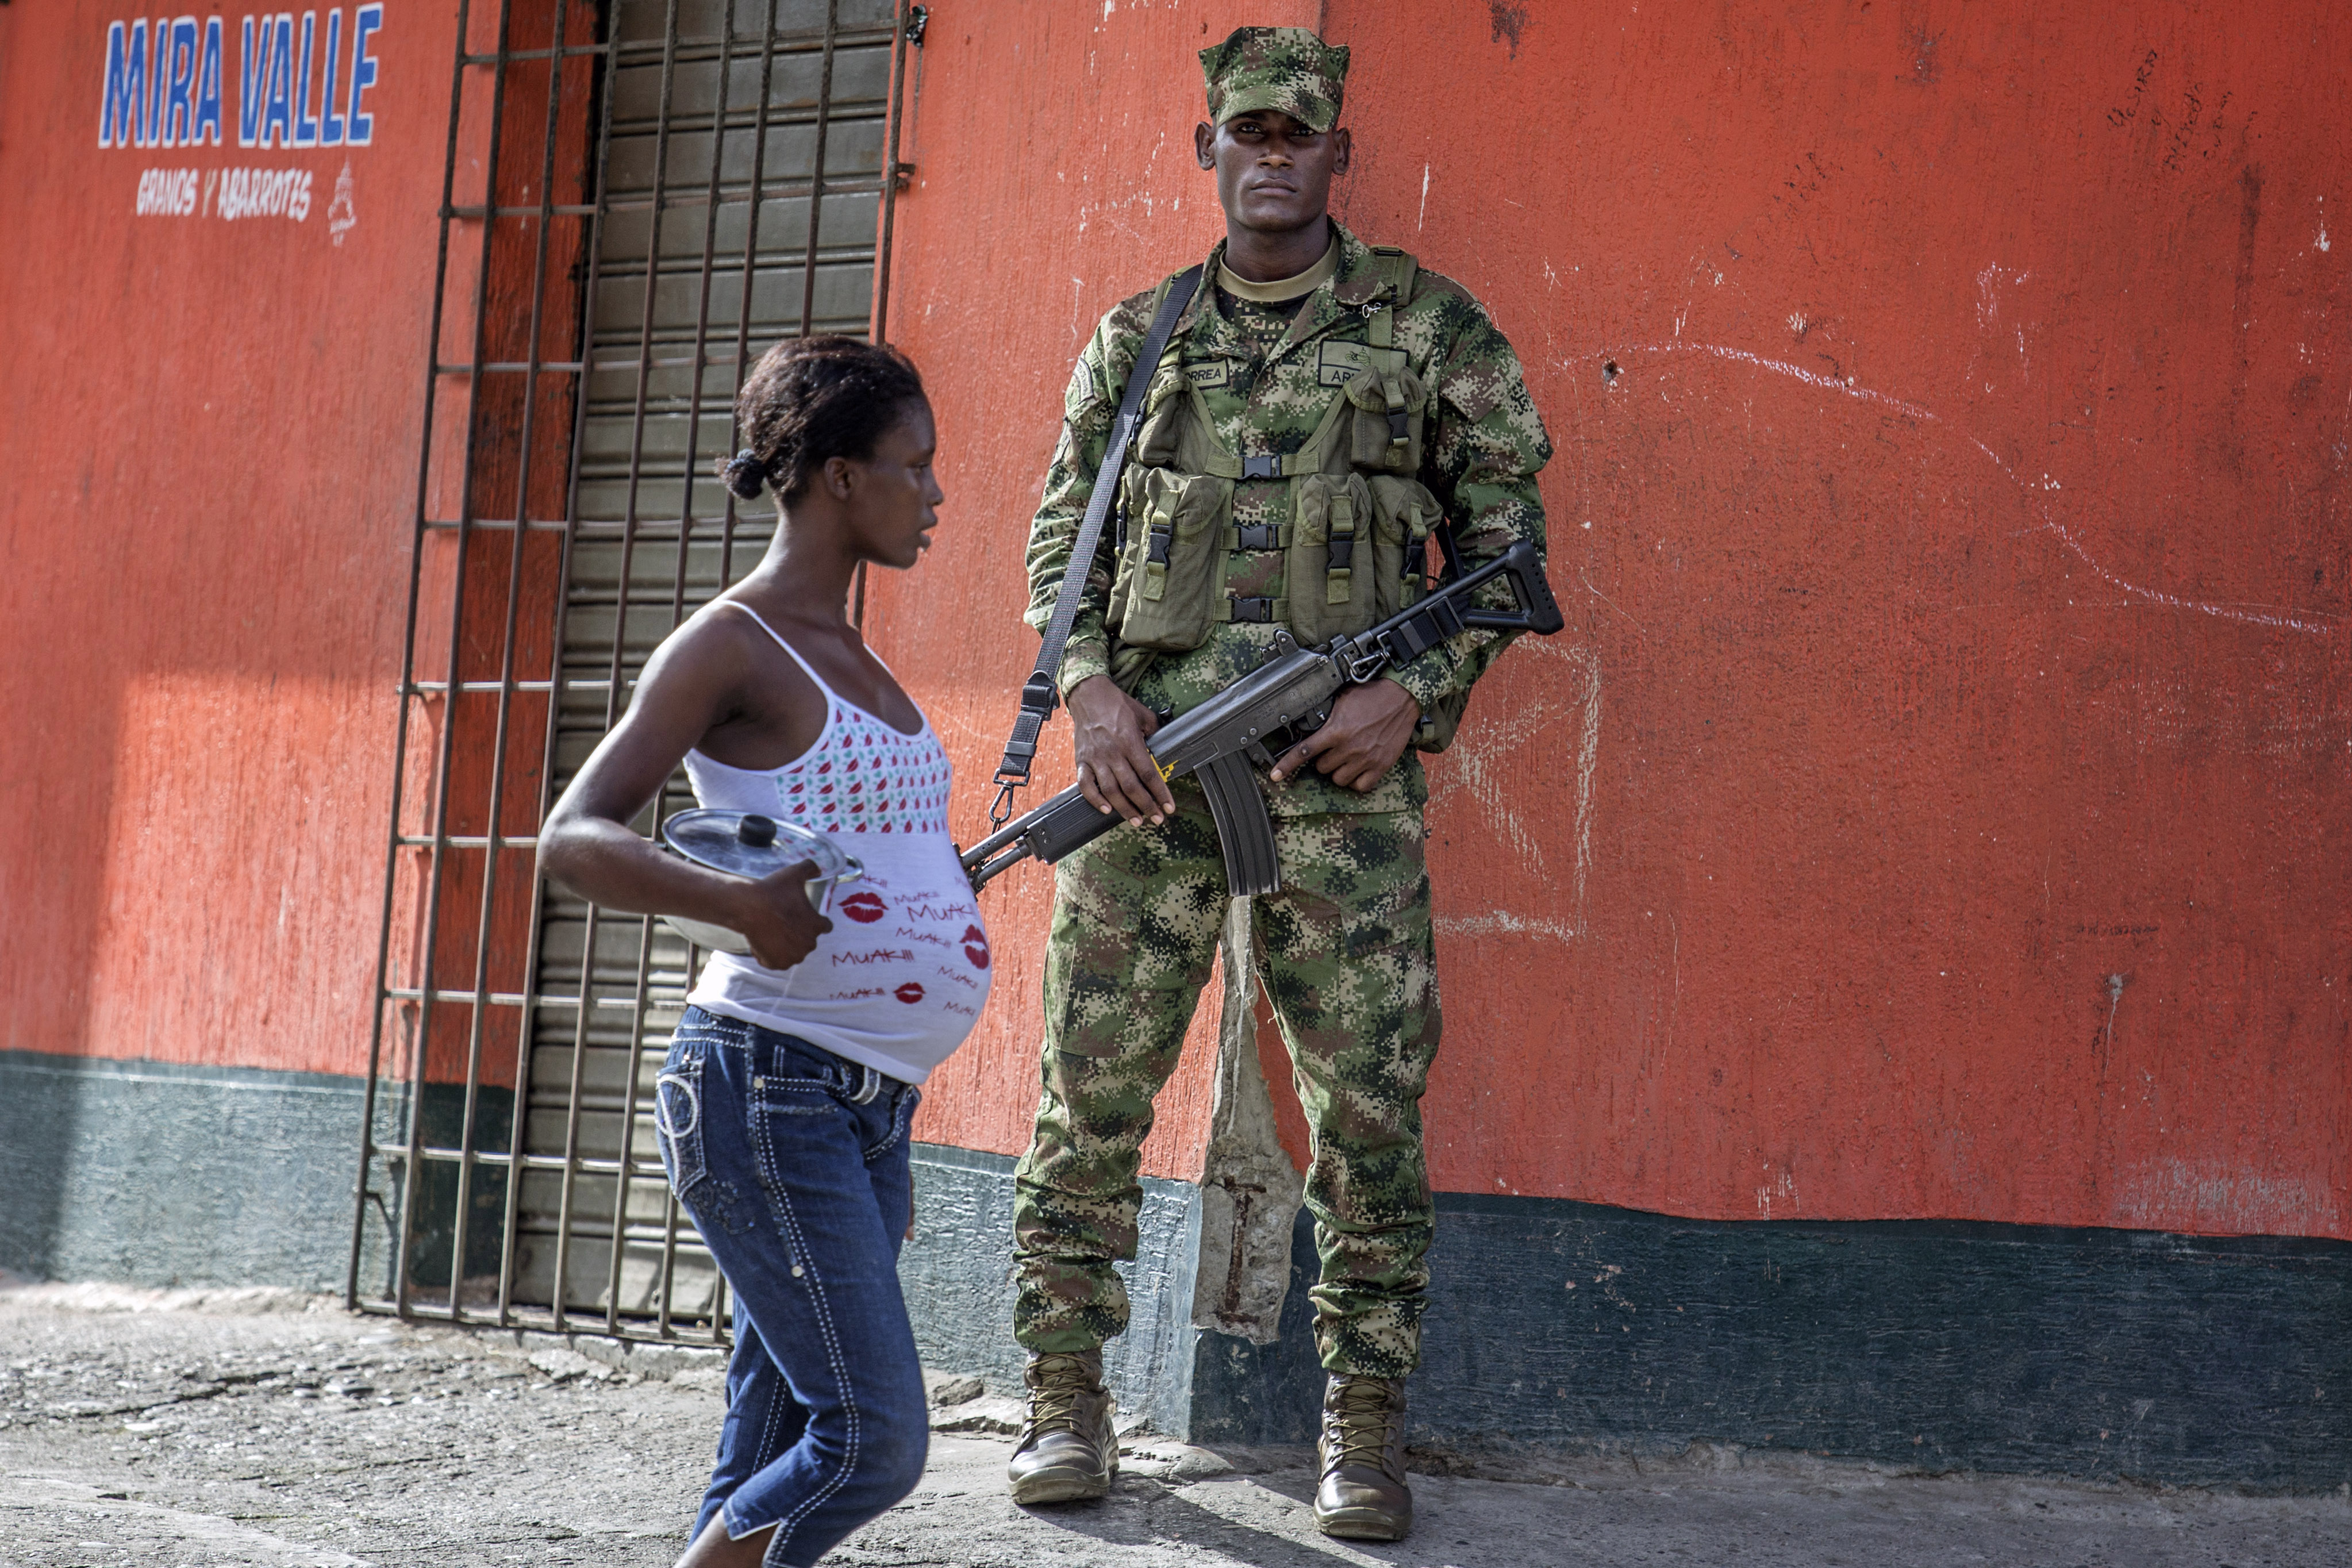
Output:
[1632, 340, 1935, 420]
[1570, 645, 1602, 923]
[1975, 263, 2028, 328]
[1436, 908, 1581, 942]
[1433, 640, 1602, 945]
[326, 160, 356, 245]
[1578, 563, 1639, 629]
[1624, 341, 2335, 636]
[2115, 1158, 2343, 1233]
[1755, 1166, 1800, 1218]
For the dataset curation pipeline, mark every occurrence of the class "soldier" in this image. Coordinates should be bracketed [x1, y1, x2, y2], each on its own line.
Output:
[1006, 26, 1551, 1543]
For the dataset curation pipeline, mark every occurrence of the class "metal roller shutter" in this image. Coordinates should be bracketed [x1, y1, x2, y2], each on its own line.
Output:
[353, 0, 917, 1344]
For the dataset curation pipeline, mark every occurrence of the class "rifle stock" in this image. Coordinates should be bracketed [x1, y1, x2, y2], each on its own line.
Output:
[962, 542, 1560, 893]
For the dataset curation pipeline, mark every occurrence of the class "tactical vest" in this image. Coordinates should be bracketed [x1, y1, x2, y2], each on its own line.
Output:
[1102, 247, 1469, 750]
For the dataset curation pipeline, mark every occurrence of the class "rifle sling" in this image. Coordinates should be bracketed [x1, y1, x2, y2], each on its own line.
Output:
[993, 266, 1205, 793]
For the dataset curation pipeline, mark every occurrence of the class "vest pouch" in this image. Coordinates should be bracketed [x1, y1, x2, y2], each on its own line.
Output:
[1132, 362, 1189, 467]
[1344, 363, 1430, 475]
[1413, 686, 1474, 754]
[1285, 472, 1381, 647]
[1366, 475, 1442, 616]
[1108, 464, 1230, 652]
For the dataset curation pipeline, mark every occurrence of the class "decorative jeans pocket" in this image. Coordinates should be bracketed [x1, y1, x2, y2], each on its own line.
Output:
[865, 1084, 922, 1162]
[654, 1047, 709, 1200]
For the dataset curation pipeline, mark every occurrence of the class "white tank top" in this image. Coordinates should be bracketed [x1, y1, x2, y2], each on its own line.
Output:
[681, 604, 990, 1084]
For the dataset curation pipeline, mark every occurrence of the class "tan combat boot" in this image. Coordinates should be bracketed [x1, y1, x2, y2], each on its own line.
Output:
[1313, 1373, 1412, 1541]
[1005, 1349, 1119, 1505]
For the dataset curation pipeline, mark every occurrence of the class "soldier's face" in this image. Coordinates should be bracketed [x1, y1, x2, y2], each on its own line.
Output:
[1195, 110, 1350, 235]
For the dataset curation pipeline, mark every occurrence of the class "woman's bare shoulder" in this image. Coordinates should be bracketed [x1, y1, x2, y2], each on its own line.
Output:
[636, 599, 763, 690]
[653, 595, 831, 755]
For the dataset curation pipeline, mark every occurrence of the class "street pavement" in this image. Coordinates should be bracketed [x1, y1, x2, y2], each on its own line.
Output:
[4, 1281, 2348, 1567]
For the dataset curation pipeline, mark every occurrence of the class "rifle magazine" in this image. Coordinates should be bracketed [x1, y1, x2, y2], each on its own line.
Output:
[1198, 752, 1281, 897]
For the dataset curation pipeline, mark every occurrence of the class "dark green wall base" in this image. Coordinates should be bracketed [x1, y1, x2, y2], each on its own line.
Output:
[903, 1144, 2352, 1490]
[6, 1060, 2343, 1490]
[902, 1140, 1208, 1435]
[0, 1051, 369, 1292]
[401, 1081, 518, 1289]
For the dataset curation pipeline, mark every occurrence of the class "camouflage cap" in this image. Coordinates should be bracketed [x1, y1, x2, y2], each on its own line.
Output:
[1199, 26, 1349, 133]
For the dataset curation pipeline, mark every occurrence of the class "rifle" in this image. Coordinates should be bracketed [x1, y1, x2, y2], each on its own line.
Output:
[961, 540, 1563, 894]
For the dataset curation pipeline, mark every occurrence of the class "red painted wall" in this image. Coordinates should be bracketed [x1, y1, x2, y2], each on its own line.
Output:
[5, 2, 2341, 1242]
[0, 2, 453, 1078]
[877, 0, 2350, 1239]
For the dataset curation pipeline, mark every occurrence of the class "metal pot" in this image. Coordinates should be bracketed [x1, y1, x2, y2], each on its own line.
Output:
[657, 809, 863, 958]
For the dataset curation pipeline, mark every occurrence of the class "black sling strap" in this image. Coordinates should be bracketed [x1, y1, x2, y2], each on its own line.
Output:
[989, 265, 1204, 824]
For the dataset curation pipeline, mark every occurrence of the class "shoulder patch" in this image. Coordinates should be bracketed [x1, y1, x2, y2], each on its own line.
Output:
[1064, 355, 1100, 417]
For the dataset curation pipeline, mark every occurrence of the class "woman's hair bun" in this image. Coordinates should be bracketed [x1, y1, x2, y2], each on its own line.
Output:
[726, 337, 926, 505]
[722, 448, 768, 501]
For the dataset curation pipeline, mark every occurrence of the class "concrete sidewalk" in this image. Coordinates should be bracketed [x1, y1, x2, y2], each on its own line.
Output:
[5, 1285, 2347, 1567]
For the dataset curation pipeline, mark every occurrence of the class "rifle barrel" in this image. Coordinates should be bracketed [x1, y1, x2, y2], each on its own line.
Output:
[963, 540, 1559, 891]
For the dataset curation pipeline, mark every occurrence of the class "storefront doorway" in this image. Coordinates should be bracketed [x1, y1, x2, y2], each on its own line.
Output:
[349, 0, 919, 1346]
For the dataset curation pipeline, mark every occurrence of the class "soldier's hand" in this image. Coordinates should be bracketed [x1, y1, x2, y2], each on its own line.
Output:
[1272, 679, 1421, 792]
[724, 859, 835, 971]
[1068, 675, 1177, 825]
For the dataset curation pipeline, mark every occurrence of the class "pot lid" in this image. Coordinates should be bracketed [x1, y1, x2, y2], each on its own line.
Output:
[660, 809, 862, 889]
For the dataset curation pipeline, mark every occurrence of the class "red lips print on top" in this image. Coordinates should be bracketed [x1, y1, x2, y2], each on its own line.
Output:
[681, 602, 990, 1086]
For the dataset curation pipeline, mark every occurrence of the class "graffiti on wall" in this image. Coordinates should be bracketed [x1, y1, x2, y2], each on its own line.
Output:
[97, 7, 385, 235]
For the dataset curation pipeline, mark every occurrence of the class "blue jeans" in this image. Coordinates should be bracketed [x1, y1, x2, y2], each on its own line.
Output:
[654, 1008, 928, 1568]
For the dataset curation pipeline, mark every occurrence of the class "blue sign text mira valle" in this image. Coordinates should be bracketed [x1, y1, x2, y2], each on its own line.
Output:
[99, 7, 386, 150]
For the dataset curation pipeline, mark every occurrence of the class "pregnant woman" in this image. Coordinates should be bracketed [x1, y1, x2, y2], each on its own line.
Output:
[539, 337, 987, 1568]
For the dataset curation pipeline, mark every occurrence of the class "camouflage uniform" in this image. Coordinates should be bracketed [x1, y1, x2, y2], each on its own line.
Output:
[1011, 31, 1552, 1379]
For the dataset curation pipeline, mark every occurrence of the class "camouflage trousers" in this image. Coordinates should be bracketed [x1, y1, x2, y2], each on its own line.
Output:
[1011, 787, 1440, 1378]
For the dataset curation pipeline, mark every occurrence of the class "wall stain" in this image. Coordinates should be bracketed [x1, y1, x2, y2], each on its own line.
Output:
[2235, 164, 2266, 336]
[2107, 48, 2159, 128]
[1488, 2, 1527, 60]
[1907, 25, 1942, 86]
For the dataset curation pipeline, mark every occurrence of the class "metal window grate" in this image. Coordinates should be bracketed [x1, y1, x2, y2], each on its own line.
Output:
[349, 0, 920, 1345]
